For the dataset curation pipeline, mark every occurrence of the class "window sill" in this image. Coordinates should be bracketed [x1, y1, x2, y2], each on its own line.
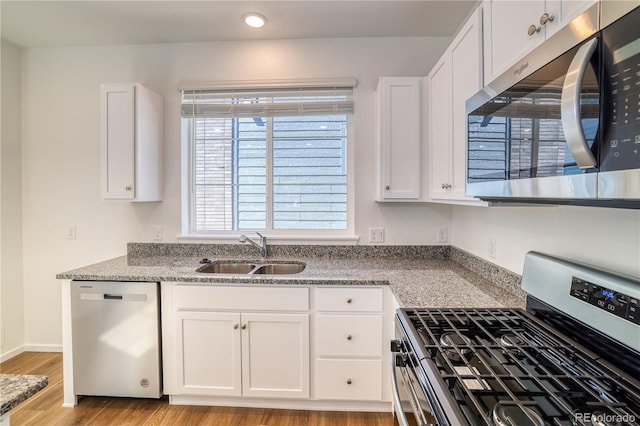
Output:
[177, 233, 360, 245]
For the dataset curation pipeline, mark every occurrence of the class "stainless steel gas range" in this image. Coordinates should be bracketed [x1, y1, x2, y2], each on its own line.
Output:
[391, 252, 639, 426]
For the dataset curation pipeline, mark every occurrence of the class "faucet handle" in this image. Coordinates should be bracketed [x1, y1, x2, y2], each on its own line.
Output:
[239, 234, 247, 243]
[256, 232, 265, 239]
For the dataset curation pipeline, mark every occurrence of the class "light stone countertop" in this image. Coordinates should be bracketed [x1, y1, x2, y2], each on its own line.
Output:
[57, 255, 526, 308]
[0, 374, 48, 415]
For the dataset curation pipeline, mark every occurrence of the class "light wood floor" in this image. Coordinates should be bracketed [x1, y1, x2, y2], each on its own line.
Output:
[1, 352, 395, 425]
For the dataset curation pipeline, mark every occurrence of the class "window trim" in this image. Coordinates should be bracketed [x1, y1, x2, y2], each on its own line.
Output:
[180, 114, 356, 241]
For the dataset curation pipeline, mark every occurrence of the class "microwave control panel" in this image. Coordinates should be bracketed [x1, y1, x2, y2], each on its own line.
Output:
[601, 6, 640, 171]
[570, 276, 639, 324]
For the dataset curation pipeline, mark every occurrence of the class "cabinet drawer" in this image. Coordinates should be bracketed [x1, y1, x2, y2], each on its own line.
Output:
[315, 315, 382, 357]
[315, 359, 382, 401]
[315, 287, 383, 312]
[173, 285, 309, 311]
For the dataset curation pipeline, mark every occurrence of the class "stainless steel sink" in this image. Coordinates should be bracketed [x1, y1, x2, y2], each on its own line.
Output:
[252, 263, 306, 275]
[196, 262, 257, 274]
[196, 261, 305, 275]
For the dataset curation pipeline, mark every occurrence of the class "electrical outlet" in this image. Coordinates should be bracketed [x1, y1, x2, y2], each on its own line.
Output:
[488, 238, 497, 259]
[67, 225, 76, 240]
[154, 225, 163, 241]
[437, 227, 448, 243]
[369, 227, 385, 243]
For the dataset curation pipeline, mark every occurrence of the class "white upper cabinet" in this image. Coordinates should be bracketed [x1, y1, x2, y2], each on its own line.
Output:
[376, 77, 424, 201]
[428, 7, 486, 204]
[100, 83, 163, 202]
[483, 0, 598, 85]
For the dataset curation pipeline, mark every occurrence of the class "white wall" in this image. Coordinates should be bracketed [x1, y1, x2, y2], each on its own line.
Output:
[1, 40, 25, 359]
[20, 37, 453, 347]
[452, 205, 640, 277]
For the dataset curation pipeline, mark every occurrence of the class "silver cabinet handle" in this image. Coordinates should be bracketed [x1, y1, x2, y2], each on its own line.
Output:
[346, 298, 352, 304]
[242, 324, 247, 330]
[347, 335, 352, 341]
[540, 12, 554, 26]
[346, 379, 352, 385]
[233, 324, 239, 329]
[385, 185, 390, 190]
[561, 37, 598, 169]
[125, 185, 132, 191]
[528, 24, 541, 36]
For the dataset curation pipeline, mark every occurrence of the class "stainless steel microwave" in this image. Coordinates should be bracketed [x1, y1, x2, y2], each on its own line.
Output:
[466, 3, 640, 208]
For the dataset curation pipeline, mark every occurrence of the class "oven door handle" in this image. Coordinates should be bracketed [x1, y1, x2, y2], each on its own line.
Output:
[390, 353, 411, 426]
[561, 36, 598, 169]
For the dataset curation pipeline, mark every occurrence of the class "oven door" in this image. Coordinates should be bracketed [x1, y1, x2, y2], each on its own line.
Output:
[391, 352, 437, 426]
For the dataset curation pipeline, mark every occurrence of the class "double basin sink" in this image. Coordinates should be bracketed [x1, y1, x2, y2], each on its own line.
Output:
[196, 260, 306, 275]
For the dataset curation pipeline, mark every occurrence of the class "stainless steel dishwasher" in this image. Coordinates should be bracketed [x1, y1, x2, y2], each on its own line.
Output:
[71, 281, 162, 398]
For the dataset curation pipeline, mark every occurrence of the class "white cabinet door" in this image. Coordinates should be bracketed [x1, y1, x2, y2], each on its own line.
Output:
[175, 311, 242, 396]
[450, 8, 484, 200]
[601, 0, 639, 28]
[484, 0, 545, 83]
[101, 84, 135, 199]
[100, 83, 163, 202]
[429, 7, 486, 204]
[428, 57, 452, 200]
[483, 0, 599, 84]
[241, 313, 310, 398]
[377, 77, 422, 201]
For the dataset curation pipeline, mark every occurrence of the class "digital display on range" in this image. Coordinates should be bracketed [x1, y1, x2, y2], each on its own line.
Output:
[570, 277, 639, 324]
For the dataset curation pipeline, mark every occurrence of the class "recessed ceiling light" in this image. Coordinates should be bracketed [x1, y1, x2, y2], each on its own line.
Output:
[244, 13, 267, 28]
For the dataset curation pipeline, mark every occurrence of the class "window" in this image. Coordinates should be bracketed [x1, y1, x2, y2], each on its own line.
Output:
[181, 83, 354, 235]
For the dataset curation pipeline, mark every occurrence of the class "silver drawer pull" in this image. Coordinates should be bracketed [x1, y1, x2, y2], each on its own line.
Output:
[346, 298, 352, 304]
[528, 24, 541, 36]
[233, 324, 239, 329]
[346, 379, 352, 385]
[347, 335, 352, 341]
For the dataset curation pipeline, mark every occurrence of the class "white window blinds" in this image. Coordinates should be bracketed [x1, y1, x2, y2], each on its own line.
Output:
[182, 81, 353, 233]
[181, 86, 354, 118]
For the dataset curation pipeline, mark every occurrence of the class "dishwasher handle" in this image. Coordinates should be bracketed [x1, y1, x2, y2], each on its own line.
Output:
[104, 294, 123, 300]
[79, 292, 148, 302]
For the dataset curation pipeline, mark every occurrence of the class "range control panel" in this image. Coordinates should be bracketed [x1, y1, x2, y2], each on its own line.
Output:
[570, 276, 640, 324]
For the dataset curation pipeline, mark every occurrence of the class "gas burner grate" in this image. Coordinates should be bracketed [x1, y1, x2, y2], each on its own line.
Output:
[400, 308, 640, 426]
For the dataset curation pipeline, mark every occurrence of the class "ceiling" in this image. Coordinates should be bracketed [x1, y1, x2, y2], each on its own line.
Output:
[1, 1, 478, 48]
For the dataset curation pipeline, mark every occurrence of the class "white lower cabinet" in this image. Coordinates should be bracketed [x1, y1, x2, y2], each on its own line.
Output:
[162, 283, 392, 409]
[313, 287, 386, 402]
[316, 359, 382, 401]
[165, 284, 310, 400]
[241, 312, 310, 398]
[175, 310, 309, 398]
[176, 311, 242, 396]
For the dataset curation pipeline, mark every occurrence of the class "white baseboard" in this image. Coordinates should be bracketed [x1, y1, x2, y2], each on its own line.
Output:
[23, 344, 63, 353]
[0, 346, 25, 363]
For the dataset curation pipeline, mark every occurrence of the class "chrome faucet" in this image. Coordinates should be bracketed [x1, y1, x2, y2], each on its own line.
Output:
[239, 232, 267, 258]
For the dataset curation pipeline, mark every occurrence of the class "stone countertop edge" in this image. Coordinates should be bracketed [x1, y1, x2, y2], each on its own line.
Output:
[0, 374, 48, 416]
[56, 246, 526, 309]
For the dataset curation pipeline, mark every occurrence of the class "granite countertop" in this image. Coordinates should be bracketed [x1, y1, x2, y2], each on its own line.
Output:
[57, 251, 526, 308]
[0, 374, 48, 416]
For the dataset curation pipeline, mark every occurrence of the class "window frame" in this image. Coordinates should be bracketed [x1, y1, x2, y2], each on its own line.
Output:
[180, 113, 356, 241]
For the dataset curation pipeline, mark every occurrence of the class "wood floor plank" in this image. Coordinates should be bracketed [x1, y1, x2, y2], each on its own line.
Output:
[2, 353, 395, 426]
